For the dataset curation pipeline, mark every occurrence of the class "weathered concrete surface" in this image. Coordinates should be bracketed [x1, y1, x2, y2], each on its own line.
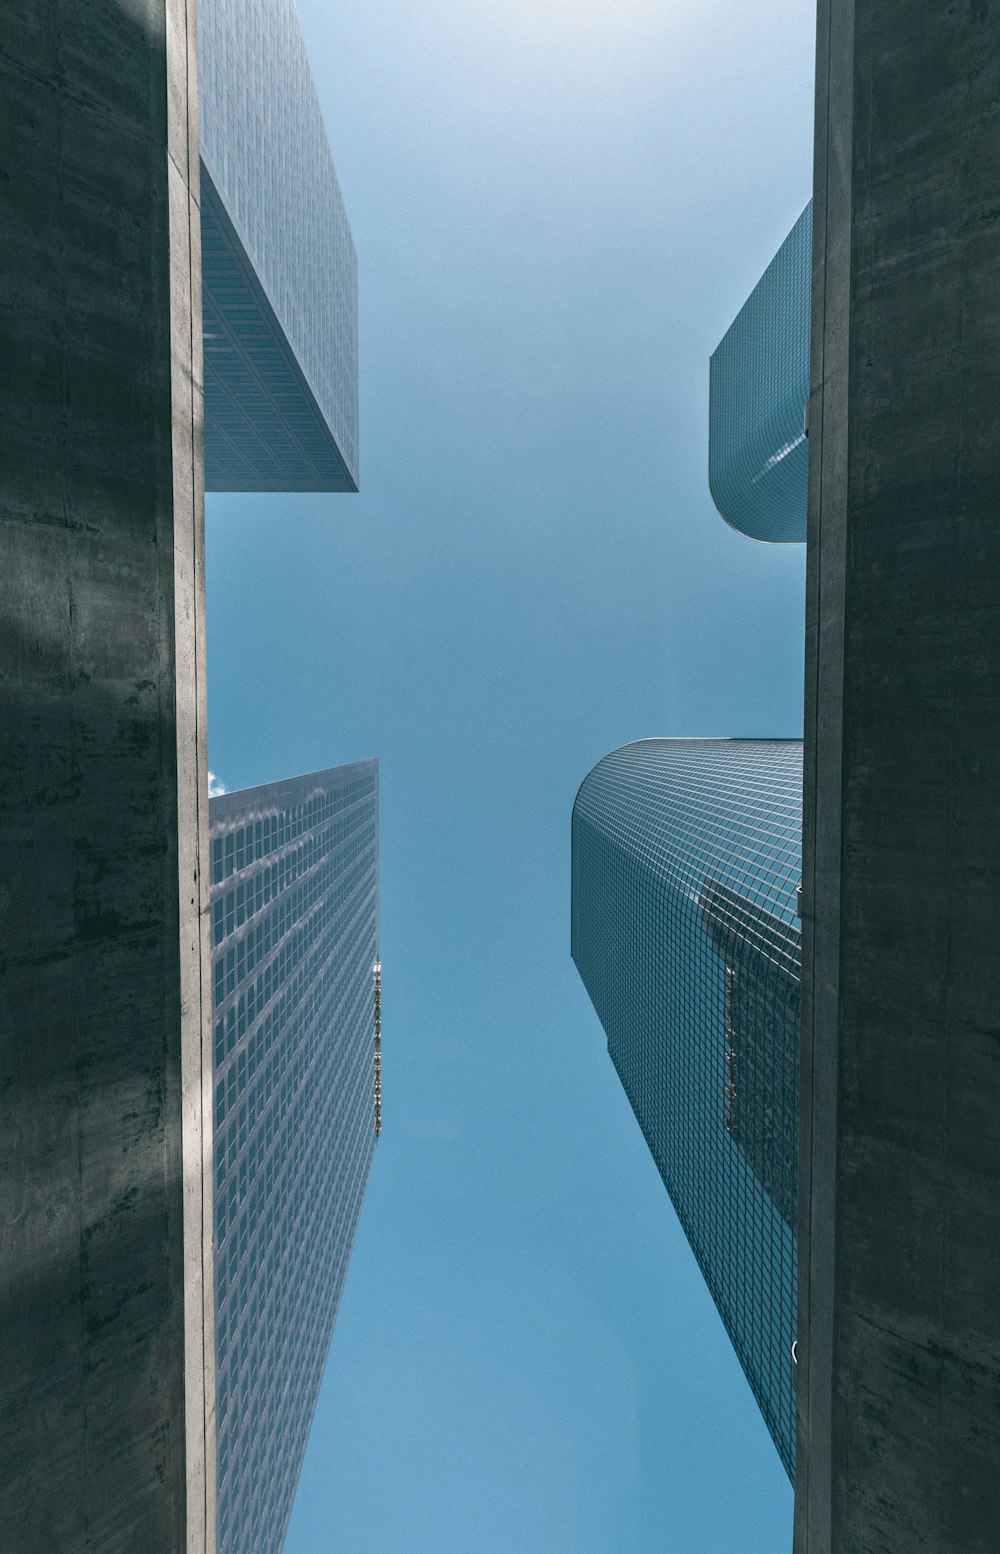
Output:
[797, 2, 1000, 1550]
[0, 1, 215, 1549]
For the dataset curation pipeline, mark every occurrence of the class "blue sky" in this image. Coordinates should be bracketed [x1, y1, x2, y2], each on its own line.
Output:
[205, 0, 814, 1547]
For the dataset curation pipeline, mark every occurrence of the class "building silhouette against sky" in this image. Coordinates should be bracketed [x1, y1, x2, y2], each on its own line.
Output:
[198, 0, 359, 493]
[571, 739, 802, 1475]
[4, 8, 215, 1545]
[196, 0, 369, 1541]
[2, 0, 363, 1540]
[210, 762, 379, 1554]
[709, 204, 811, 544]
[796, 4, 1000, 1547]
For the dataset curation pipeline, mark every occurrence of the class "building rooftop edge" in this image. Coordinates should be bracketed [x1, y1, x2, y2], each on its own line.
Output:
[201, 167, 359, 494]
[210, 758, 378, 817]
[570, 737, 803, 824]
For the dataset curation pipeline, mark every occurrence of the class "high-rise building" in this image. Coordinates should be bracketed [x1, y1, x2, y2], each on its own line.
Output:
[3, 10, 215, 1548]
[796, 5, 1000, 1548]
[4, 0, 360, 1539]
[198, 0, 359, 493]
[209, 762, 379, 1554]
[571, 739, 802, 1476]
[709, 204, 811, 543]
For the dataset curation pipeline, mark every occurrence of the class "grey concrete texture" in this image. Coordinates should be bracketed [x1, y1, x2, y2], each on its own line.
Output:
[0, 1, 215, 1550]
[796, 2, 1000, 1551]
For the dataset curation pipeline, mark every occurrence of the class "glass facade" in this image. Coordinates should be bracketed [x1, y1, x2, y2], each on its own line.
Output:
[198, 0, 359, 492]
[571, 739, 802, 1476]
[708, 204, 811, 543]
[209, 761, 379, 1554]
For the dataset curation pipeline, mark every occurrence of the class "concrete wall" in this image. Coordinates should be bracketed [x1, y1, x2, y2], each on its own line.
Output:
[797, 1, 1000, 1549]
[0, 1, 215, 1549]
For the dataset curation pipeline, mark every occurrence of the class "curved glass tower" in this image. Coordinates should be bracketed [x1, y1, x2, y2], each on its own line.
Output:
[571, 738, 802, 1475]
[709, 205, 811, 543]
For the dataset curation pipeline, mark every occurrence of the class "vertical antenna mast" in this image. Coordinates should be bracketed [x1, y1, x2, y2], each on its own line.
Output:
[373, 960, 382, 1137]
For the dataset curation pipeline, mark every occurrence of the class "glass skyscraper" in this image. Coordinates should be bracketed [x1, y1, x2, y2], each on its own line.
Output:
[571, 739, 802, 1476]
[708, 204, 811, 543]
[198, 0, 359, 492]
[210, 761, 379, 1554]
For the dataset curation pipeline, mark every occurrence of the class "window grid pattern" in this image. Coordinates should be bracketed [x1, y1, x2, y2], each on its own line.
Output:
[198, 0, 359, 490]
[708, 204, 811, 544]
[209, 761, 379, 1554]
[571, 739, 801, 1477]
[201, 179, 355, 493]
